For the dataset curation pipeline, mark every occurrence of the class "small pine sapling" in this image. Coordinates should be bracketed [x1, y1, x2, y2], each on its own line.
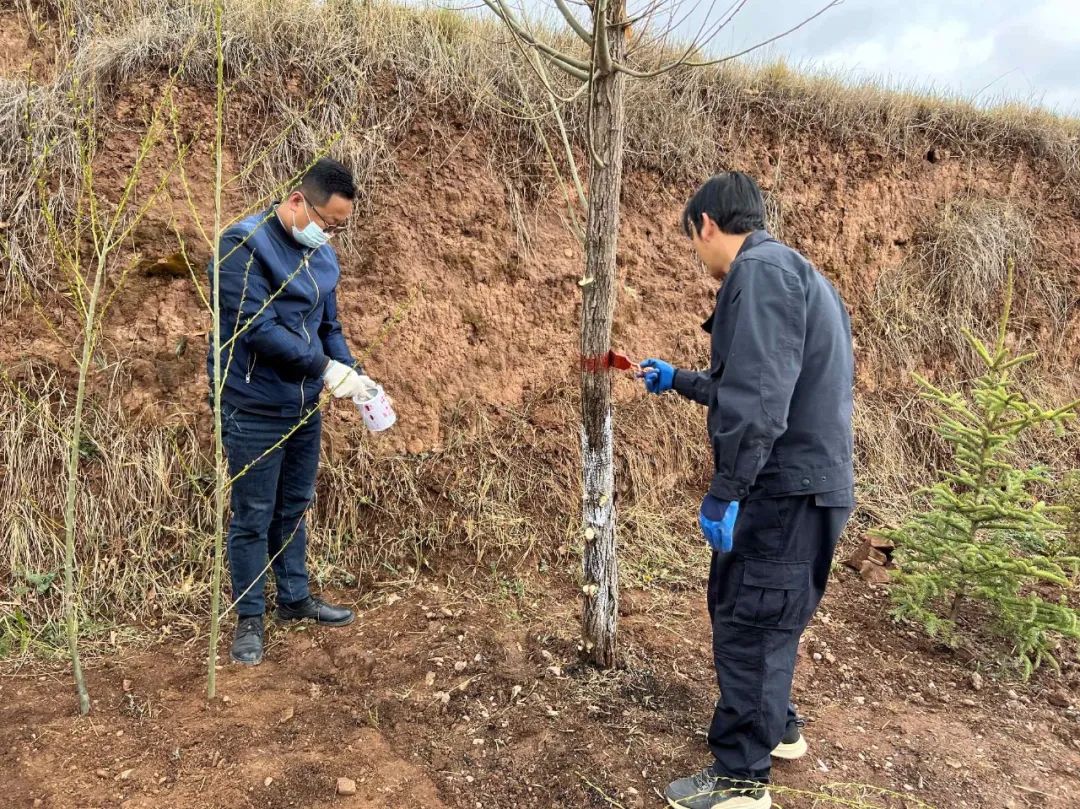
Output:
[877, 261, 1080, 677]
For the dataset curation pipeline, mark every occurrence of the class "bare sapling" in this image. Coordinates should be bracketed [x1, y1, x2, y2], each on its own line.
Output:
[479, 0, 838, 666]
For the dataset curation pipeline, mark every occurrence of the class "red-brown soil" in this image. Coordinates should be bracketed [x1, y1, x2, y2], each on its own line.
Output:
[4, 570, 1080, 809]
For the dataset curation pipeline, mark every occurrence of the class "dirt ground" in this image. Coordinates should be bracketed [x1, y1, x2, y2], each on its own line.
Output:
[4, 567, 1079, 809]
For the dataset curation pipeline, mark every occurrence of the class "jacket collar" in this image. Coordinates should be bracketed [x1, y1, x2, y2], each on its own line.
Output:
[700, 231, 773, 333]
[736, 229, 773, 258]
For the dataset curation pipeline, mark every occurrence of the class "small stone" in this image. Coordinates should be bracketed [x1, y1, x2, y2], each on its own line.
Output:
[425, 672, 436, 687]
[824, 652, 836, 664]
[858, 559, 891, 584]
[440, 607, 454, 619]
[812, 652, 823, 662]
[96, 769, 108, 778]
[454, 661, 467, 672]
[1048, 691, 1071, 708]
[547, 665, 563, 677]
[564, 249, 573, 259]
[122, 679, 132, 693]
[945, 758, 962, 769]
[472, 738, 485, 746]
[279, 706, 295, 724]
[961, 698, 977, 707]
[336, 777, 357, 796]
[854, 696, 866, 705]
[1007, 689, 1019, 700]
[33, 801, 42, 808]
[264, 777, 273, 787]
[970, 672, 983, 691]
[510, 685, 522, 700]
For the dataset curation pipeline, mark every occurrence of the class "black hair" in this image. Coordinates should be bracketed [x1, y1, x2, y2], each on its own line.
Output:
[682, 171, 766, 238]
[298, 157, 356, 205]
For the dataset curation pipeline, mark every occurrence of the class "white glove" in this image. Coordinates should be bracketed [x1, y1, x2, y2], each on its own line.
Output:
[323, 359, 377, 399]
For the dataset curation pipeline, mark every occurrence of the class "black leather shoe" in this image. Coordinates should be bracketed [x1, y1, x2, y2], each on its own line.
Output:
[230, 615, 264, 665]
[276, 596, 355, 626]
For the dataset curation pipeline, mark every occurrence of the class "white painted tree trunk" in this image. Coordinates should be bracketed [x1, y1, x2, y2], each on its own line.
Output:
[579, 0, 626, 669]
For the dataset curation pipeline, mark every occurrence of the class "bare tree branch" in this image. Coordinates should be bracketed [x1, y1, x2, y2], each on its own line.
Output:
[594, 0, 613, 74]
[501, 15, 593, 103]
[585, 1, 607, 169]
[625, 0, 739, 59]
[553, 0, 593, 45]
[528, 48, 588, 212]
[480, 0, 593, 80]
[613, 0, 841, 79]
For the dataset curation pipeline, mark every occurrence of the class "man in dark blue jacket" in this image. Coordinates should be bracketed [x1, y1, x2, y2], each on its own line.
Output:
[208, 158, 381, 666]
[641, 173, 854, 809]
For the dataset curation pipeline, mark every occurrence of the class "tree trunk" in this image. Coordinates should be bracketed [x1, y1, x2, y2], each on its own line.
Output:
[580, 0, 626, 669]
[207, 0, 227, 700]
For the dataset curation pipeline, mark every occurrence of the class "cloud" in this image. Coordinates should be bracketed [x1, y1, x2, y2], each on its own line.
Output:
[724, 0, 1079, 112]
[499, 0, 1079, 112]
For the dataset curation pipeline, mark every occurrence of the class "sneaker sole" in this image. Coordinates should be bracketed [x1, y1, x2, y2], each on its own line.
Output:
[666, 792, 772, 809]
[771, 735, 809, 760]
[276, 612, 356, 627]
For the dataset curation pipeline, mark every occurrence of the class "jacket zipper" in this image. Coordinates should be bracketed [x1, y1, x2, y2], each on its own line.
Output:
[246, 351, 257, 383]
[298, 251, 321, 411]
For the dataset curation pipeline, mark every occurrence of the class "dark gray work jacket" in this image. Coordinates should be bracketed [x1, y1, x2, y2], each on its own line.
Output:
[672, 231, 854, 502]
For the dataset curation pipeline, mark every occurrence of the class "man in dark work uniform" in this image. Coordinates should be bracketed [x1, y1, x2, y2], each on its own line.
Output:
[641, 172, 855, 809]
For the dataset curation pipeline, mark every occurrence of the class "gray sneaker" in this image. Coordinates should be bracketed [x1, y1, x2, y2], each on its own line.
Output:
[664, 765, 771, 809]
[772, 717, 808, 760]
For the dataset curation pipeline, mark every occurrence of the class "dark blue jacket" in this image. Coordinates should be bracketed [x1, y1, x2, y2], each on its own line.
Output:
[207, 208, 358, 416]
[672, 231, 854, 501]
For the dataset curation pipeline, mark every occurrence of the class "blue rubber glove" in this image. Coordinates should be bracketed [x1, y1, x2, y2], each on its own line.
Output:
[640, 358, 675, 394]
[699, 494, 740, 553]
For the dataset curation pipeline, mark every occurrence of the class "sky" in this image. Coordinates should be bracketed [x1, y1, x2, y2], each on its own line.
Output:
[498, 0, 1080, 115]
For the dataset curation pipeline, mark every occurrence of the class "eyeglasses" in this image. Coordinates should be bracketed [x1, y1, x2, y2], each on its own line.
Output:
[301, 193, 349, 236]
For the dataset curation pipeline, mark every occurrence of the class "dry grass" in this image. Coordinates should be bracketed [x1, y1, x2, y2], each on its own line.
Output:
[866, 197, 1075, 409]
[0, 365, 710, 652]
[856, 196, 1080, 539]
[4, 0, 1080, 291]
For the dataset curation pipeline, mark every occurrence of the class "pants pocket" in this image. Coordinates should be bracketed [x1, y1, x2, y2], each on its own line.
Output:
[732, 558, 810, 630]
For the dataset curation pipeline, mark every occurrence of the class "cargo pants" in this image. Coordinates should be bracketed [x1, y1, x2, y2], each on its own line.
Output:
[705, 488, 854, 783]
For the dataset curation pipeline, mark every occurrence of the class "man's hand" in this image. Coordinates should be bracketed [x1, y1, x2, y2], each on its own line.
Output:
[323, 359, 375, 399]
[699, 494, 739, 553]
[640, 358, 675, 394]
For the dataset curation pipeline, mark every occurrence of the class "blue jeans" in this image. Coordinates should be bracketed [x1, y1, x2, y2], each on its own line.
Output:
[222, 403, 321, 617]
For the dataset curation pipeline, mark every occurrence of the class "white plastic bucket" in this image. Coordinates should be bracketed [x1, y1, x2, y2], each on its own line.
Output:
[354, 385, 396, 432]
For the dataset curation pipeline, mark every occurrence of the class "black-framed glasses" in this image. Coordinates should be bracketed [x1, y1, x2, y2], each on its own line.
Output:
[301, 193, 349, 236]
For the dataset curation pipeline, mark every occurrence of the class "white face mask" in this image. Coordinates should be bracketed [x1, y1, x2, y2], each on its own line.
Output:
[291, 198, 330, 249]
